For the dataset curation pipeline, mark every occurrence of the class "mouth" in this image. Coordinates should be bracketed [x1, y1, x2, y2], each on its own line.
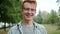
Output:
[26, 15, 31, 18]
[25, 14, 33, 18]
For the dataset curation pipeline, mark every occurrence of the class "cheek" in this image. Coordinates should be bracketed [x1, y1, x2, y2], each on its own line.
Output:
[32, 12, 36, 16]
[22, 10, 26, 15]
[22, 10, 27, 13]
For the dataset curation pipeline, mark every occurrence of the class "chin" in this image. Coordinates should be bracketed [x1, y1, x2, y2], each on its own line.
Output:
[25, 18, 32, 21]
[24, 15, 33, 21]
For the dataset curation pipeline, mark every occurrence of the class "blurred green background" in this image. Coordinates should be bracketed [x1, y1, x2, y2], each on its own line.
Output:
[0, 0, 60, 34]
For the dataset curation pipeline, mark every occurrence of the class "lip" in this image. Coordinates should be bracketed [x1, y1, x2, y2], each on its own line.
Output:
[25, 14, 33, 18]
[26, 15, 31, 18]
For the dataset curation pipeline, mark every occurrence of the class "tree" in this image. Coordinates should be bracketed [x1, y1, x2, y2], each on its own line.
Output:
[58, 6, 60, 16]
[0, 0, 23, 24]
[57, 6, 60, 30]
[41, 11, 50, 24]
[7, 0, 23, 23]
[49, 10, 59, 24]
[0, 0, 23, 31]
[56, 0, 60, 5]
[34, 10, 42, 24]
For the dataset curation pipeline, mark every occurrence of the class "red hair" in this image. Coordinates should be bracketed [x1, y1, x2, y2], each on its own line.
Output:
[22, 0, 37, 9]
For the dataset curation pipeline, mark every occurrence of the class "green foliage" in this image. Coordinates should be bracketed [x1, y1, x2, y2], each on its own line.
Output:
[43, 24, 60, 34]
[34, 10, 42, 24]
[58, 6, 60, 18]
[56, 0, 60, 5]
[34, 16, 42, 24]
[57, 6, 60, 30]
[41, 10, 59, 24]
[41, 11, 50, 24]
[34, 9, 59, 24]
[49, 10, 59, 24]
[0, 0, 23, 23]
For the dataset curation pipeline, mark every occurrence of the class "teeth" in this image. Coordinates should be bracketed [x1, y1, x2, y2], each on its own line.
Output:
[26, 15, 31, 16]
[26, 14, 33, 16]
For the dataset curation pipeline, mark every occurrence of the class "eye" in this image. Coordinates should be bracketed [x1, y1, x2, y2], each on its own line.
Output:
[24, 8, 29, 11]
[31, 9, 36, 11]
[25, 8, 28, 10]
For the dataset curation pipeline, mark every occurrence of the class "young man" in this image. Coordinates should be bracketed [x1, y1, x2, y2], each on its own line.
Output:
[8, 0, 47, 34]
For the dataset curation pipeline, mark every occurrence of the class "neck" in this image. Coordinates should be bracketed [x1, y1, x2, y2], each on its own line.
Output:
[22, 19, 33, 26]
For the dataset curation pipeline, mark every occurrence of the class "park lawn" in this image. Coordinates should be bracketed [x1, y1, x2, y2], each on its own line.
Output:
[43, 24, 60, 34]
[0, 28, 9, 34]
[0, 24, 60, 34]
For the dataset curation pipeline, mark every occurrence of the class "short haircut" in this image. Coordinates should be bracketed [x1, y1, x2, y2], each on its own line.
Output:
[22, 0, 37, 9]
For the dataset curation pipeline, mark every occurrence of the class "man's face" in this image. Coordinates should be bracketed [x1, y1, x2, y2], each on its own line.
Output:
[22, 2, 36, 21]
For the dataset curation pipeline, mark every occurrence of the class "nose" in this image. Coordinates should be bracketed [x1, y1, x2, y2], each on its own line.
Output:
[28, 10, 32, 14]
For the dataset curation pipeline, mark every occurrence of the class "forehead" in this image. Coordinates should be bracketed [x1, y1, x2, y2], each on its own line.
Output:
[23, 2, 36, 9]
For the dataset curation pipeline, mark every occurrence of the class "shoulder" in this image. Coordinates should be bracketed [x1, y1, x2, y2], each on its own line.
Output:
[8, 22, 22, 34]
[34, 22, 47, 34]
[8, 25, 17, 32]
[34, 23, 45, 29]
[9, 22, 21, 31]
[11, 25, 17, 30]
[8, 25, 18, 34]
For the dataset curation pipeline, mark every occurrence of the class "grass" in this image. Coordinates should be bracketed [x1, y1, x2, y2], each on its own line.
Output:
[0, 28, 9, 34]
[0, 24, 60, 34]
[42, 24, 60, 34]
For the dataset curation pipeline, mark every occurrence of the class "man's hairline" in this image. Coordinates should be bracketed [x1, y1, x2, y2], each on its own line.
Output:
[22, 1, 37, 9]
